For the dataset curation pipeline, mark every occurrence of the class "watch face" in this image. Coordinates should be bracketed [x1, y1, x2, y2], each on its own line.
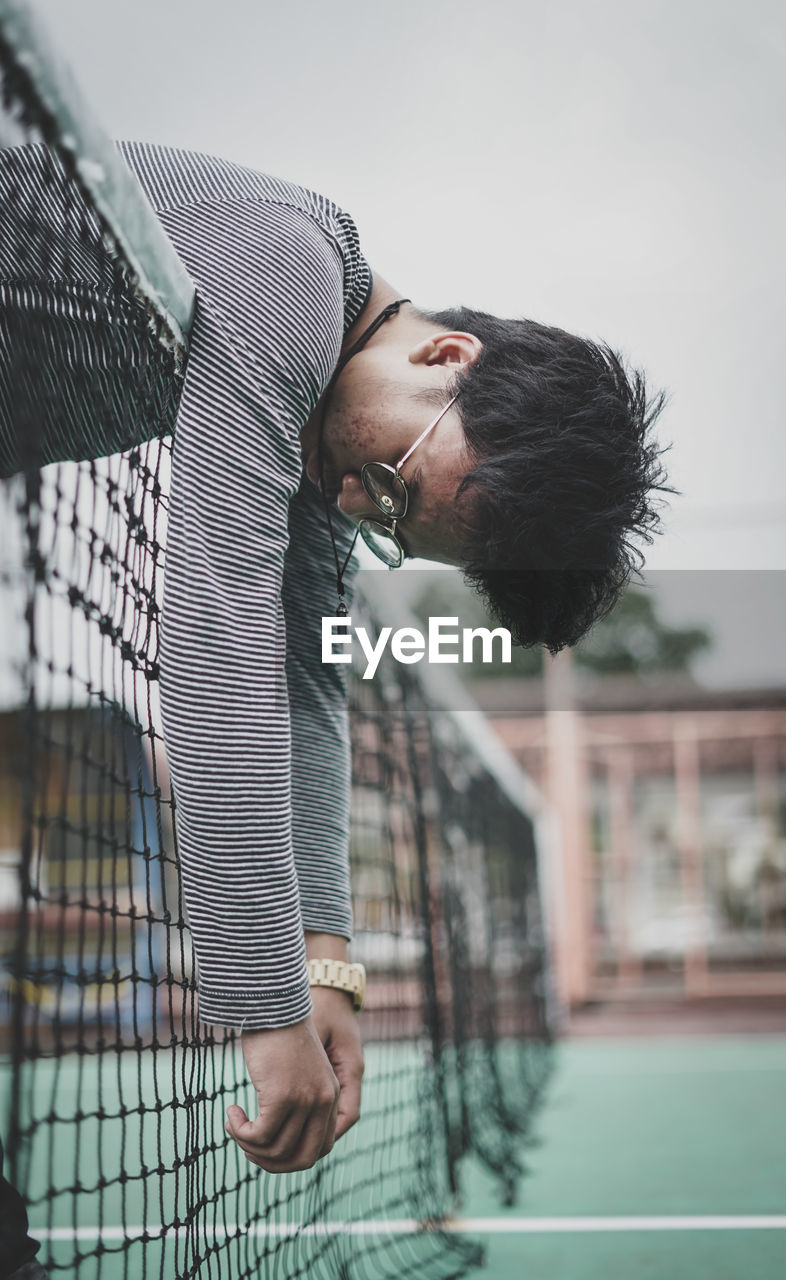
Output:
[351, 963, 367, 1012]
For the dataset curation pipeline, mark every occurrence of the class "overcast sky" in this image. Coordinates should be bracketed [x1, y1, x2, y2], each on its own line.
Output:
[25, 0, 786, 680]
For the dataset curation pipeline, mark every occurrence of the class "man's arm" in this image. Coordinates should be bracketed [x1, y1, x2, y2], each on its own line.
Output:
[151, 179, 363, 1022]
[114, 144, 372, 1169]
[280, 479, 365, 1144]
[221, 481, 365, 1172]
[158, 261, 348, 1168]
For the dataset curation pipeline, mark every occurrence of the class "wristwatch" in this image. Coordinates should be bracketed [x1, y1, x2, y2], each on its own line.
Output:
[307, 959, 366, 1013]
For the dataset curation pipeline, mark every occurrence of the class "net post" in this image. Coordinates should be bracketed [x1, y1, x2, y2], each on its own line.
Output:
[0, 0, 194, 357]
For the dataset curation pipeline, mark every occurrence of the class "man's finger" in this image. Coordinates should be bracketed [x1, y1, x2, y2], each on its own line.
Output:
[226, 1111, 309, 1172]
[292, 1094, 338, 1166]
[225, 1085, 340, 1170]
[322, 1028, 364, 1142]
[224, 1103, 250, 1138]
[225, 1102, 292, 1151]
[317, 1083, 341, 1157]
[246, 1103, 339, 1173]
[332, 1057, 363, 1140]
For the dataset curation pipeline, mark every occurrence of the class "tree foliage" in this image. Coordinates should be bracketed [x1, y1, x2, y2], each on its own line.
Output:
[408, 573, 713, 679]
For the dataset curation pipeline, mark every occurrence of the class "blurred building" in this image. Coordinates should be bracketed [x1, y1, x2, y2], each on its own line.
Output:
[469, 664, 786, 1011]
[0, 704, 174, 1046]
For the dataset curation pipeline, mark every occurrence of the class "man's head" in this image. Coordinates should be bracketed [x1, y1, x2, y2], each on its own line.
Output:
[305, 297, 670, 652]
[426, 306, 671, 652]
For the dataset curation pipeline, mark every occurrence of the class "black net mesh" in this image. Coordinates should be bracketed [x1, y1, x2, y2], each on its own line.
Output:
[1, 12, 552, 1278]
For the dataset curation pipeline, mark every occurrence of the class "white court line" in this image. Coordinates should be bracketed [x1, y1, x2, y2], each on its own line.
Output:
[34, 1216, 786, 1241]
[568, 1065, 786, 1075]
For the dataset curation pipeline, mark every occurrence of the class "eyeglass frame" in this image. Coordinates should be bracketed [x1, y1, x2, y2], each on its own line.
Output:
[357, 393, 458, 567]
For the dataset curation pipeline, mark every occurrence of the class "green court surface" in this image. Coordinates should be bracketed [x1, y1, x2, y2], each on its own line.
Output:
[459, 1035, 786, 1280]
[3, 1035, 785, 1278]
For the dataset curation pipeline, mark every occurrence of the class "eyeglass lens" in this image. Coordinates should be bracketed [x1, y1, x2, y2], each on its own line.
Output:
[358, 520, 404, 567]
[361, 464, 407, 518]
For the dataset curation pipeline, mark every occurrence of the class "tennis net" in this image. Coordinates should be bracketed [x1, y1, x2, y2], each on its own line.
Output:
[0, 3, 553, 1276]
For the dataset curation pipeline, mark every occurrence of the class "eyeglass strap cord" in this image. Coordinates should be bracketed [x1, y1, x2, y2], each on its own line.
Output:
[316, 298, 411, 614]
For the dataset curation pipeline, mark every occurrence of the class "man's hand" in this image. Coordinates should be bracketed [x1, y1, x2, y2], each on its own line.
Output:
[225, 932, 365, 1173]
[310, 985, 364, 1139]
[225, 1017, 339, 1173]
[305, 929, 365, 1139]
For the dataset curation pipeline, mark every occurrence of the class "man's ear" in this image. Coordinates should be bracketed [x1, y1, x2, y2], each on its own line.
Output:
[408, 332, 482, 368]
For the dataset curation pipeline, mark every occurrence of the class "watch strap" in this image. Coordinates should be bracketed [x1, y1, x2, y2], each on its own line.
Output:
[307, 959, 366, 1013]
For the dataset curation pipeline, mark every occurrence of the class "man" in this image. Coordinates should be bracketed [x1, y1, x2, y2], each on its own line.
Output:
[0, 141, 669, 1195]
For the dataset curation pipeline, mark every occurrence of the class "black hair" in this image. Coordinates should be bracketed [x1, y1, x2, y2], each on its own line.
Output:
[424, 308, 674, 653]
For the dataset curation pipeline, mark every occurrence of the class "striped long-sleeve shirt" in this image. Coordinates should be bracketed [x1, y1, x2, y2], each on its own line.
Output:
[1, 141, 372, 1029]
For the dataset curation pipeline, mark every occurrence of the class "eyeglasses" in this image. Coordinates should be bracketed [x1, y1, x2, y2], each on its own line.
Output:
[357, 395, 458, 567]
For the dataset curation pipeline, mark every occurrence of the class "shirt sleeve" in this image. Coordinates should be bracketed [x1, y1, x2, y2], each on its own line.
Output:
[283, 478, 359, 941]
[155, 195, 358, 1029]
